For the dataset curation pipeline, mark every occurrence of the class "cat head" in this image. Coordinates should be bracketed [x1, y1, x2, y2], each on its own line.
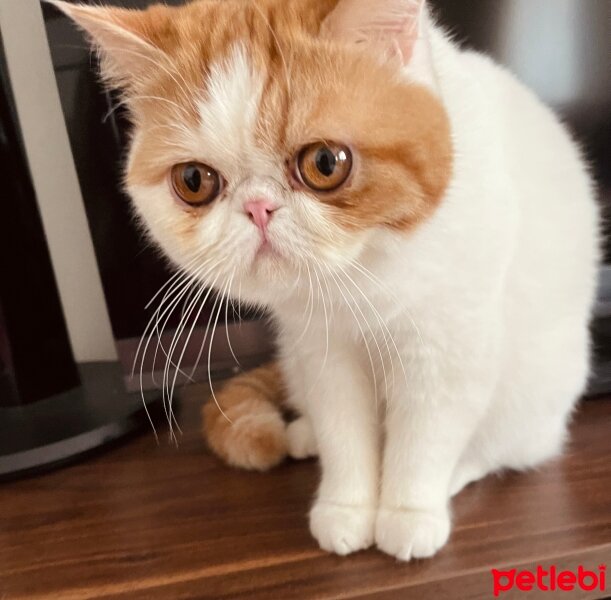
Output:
[51, 0, 452, 305]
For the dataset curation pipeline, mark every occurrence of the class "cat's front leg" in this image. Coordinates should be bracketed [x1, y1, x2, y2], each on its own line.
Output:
[376, 336, 495, 561]
[280, 338, 380, 556]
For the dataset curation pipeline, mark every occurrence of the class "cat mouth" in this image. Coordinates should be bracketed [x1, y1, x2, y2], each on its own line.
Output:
[254, 238, 278, 260]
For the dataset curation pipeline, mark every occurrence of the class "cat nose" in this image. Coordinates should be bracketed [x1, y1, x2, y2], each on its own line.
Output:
[244, 199, 277, 232]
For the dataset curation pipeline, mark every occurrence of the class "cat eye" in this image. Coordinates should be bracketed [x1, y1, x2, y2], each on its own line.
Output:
[296, 142, 353, 192]
[171, 162, 222, 206]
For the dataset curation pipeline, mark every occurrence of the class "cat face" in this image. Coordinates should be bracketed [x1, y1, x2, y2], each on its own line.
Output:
[53, 0, 452, 304]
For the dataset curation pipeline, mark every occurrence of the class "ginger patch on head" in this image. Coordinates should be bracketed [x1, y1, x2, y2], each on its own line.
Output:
[260, 45, 453, 233]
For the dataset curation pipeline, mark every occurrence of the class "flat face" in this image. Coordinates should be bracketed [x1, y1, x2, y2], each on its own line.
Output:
[65, 0, 453, 297]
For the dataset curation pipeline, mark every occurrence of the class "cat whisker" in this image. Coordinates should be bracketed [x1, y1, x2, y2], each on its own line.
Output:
[133, 262, 205, 442]
[150, 258, 218, 385]
[143, 254, 202, 311]
[166, 279, 220, 438]
[180, 278, 202, 319]
[133, 263, 192, 380]
[137, 261, 201, 353]
[285, 259, 316, 352]
[141, 258, 220, 442]
[187, 283, 223, 381]
[326, 267, 380, 407]
[314, 254, 337, 320]
[207, 279, 233, 424]
[313, 263, 330, 371]
[306, 259, 331, 390]
[334, 268, 390, 403]
[347, 258, 422, 366]
[347, 258, 400, 304]
[162, 260, 226, 435]
[151, 277, 198, 388]
[236, 274, 244, 328]
[186, 252, 240, 390]
[162, 283, 207, 443]
[337, 263, 400, 394]
[224, 270, 242, 369]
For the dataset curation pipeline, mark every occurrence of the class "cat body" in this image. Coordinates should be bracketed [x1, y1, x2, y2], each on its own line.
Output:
[54, 0, 599, 561]
[272, 29, 598, 558]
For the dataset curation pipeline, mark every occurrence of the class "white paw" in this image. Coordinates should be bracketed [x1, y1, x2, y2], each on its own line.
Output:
[287, 417, 318, 460]
[310, 501, 376, 556]
[375, 507, 450, 561]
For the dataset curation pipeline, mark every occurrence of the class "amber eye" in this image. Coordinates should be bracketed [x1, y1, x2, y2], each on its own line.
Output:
[296, 142, 353, 192]
[171, 162, 222, 206]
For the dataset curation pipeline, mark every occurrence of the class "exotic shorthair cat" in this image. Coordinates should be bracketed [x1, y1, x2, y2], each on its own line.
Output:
[54, 0, 599, 560]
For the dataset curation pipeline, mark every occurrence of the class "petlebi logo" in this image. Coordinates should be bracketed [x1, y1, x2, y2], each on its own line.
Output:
[492, 564, 607, 597]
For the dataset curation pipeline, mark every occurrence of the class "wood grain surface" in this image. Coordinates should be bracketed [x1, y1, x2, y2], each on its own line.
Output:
[1, 391, 610, 600]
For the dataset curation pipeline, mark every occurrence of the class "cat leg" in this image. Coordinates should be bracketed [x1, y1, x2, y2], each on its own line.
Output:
[287, 416, 318, 459]
[376, 338, 496, 561]
[450, 406, 571, 497]
[449, 452, 491, 497]
[281, 338, 380, 556]
[449, 414, 568, 497]
[449, 323, 587, 498]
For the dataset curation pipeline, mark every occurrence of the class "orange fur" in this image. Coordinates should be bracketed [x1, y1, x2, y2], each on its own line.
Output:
[203, 362, 288, 470]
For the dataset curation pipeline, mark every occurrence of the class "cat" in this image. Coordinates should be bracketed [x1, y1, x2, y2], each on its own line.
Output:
[53, 0, 599, 561]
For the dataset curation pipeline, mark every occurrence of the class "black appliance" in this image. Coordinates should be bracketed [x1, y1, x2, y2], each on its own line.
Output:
[0, 1, 159, 479]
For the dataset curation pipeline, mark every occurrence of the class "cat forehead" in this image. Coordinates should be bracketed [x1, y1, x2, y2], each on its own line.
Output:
[193, 43, 352, 172]
[154, 0, 333, 70]
[130, 46, 291, 183]
[127, 28, 351, 186]
[174, 39, 339, 173]
[129, 1, 397, 166]
[196, 45, 267, 170]
[193, 11, 319, 135]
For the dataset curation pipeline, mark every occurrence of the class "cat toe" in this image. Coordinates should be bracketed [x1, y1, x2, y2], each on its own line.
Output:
[375, 507, 450, 561]
[310, 502, 376, 556]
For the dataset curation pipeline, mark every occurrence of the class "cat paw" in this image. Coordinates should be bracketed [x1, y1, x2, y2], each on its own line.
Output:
[375, 507, 450, 561]
[310, 501, 376, 556]
[287, 417, 317, 459]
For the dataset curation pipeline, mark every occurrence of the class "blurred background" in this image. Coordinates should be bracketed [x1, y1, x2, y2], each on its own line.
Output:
[0, 0, 609, 478]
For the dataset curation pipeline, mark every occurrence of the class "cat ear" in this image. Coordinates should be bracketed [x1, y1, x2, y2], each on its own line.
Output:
[321, 0, 437, 88]
[46, 1, 168, 88]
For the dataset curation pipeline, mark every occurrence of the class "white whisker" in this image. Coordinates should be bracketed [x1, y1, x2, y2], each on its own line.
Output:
[224, 270, 242, 368]
[326, 267, 379, 406]
[335, 268, 389, 402]
[207, 279, 233, 423]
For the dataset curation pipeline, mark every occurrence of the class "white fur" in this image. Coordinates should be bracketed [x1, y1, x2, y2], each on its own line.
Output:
[277, 19, 598, 559]
[126, 7, 598, 561]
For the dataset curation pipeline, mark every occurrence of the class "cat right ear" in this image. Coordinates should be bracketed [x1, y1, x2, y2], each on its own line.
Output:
[321, 0, 438, 90]
[46, 0, 169, 89]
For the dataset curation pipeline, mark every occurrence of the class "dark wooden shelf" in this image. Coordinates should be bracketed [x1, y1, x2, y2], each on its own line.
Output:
[1, 391, 610, 599]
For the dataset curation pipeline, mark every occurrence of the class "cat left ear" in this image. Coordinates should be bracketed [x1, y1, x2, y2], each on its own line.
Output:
[46, 1, 169, 89]
[321, 0, 437, 89]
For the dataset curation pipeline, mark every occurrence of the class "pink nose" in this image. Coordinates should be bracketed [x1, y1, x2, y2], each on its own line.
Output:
[244, 199, 277, 232]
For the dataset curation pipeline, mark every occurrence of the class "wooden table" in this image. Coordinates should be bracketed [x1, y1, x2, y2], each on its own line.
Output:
[1, 391, 610, 599]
